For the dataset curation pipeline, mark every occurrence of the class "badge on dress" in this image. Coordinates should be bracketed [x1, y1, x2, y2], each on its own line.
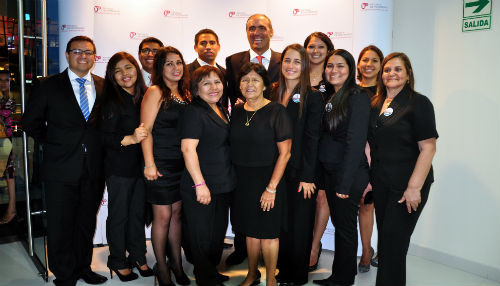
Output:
[292, 94, 301, 103]
[383, 107, 393, 116]
[319, 84, 326, 93]
[325, 102, 332, 112]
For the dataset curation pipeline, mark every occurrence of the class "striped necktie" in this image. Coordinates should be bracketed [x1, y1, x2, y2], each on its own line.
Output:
[76, 78, 89, 121]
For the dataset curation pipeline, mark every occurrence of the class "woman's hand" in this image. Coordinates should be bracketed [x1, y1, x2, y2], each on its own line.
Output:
[132, 123, 148, 144]
[336, 193, 349, 199]
[260, 189, 276, 211]
[298, 182, 316, 199]
[398, 187, 421, 213]
[144, 165, 162, 181]
[196, 184, 211, 205]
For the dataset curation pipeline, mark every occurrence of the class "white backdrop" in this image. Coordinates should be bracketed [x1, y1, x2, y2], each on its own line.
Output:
[58, 0, 393, 252]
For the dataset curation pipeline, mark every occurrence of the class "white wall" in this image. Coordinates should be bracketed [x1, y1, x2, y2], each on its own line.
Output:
[393, 0, 500, 281]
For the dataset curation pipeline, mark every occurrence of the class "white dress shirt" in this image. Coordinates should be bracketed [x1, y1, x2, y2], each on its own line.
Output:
[249, 48, 272, 70]
[67, 68, 96, 112]
[142, 69, 152, 87]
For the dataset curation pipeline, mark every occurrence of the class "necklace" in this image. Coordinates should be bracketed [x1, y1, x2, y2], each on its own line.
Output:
[171, 93, 186, 105]
[245, 110, 257, 126]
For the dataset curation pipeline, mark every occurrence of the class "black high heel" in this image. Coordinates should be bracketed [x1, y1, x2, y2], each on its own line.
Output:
[167, 261, 191, 285]
[109, 267, 139, 282]
[308, 242, 322, 272]
[134, 261, 154, 277]
[153, 263, 175, 286]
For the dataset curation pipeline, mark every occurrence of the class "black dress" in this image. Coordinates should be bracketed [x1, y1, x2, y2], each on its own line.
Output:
[146, 99, 187, 205]
[230, 102, 292, 239]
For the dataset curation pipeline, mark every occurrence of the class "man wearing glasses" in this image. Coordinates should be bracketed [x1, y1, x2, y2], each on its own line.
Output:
[22, 35, 107, 286]
[138, 37, 164, 86]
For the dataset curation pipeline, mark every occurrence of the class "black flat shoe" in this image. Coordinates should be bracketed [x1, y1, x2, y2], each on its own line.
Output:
[312, 277, 353, 286]
[134, 261, 154, 277]
[80, 270, 108, 285]
[109, 267, 139, 282]
[217, 272, 230, 282]
[308, 242, 322, 272]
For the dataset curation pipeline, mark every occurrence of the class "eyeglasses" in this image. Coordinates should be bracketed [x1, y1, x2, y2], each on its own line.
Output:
[69, 49, 95, 56]
[140, 48, 158, 55]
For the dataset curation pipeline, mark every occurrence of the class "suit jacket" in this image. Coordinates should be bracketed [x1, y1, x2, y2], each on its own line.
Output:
[187, 60, 229, 107]
[225, 50, 281, 107]
[22, 69, 105, 182]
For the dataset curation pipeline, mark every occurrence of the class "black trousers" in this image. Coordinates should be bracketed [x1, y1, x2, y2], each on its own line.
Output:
[181, 189, 231, 286]
[106, 175, 147, 269]
[323, 167, 366, 285]
[277, 170, 316, 284]
[45, 166, 104, 285]
[373, 178, 431, 286]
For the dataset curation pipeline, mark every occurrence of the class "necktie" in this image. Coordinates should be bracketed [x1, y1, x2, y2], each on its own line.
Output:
[76, 78, 89, 121]
[256, 55, 263, 65]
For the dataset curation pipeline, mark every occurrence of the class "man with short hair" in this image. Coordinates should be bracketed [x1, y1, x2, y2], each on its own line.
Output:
[138, 37, 164, 86]
[225, 14, 281, 107]
[22, 35, 107, 286]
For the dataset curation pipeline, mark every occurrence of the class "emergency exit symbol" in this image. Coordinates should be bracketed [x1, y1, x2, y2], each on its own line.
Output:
[465, 0, 490, 14]
[462, 0, 492, 32]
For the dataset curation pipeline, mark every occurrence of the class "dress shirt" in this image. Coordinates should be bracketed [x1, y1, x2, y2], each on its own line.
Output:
[67, 68, 96, 112]
[142, 69, 152, 87]
[196, 58, 217, 67]
[249, 48, 271, 70]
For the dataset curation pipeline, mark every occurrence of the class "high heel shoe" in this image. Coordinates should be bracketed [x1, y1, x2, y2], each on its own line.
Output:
[167, 261, 191, 285]
[0, 212, 16, 224]
[308, 242, 322, 272]
[238, 270, 261, 286]
[109, 267, 139, 282]
[133, 261, 154, 277]
[358, 246, 374, 273]
[153, 263, 175, 286]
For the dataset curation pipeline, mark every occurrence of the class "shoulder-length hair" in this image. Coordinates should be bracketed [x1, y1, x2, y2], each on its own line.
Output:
[103, 51, 146, 106]
[372, 52, 415, 108]
[272, 44, 311, 117]
[356, 45, 384, 82]
[304, 32, 335, 53]
[151, 46, 191, 105]
[238, 62, 271, 98]
[324, 49, 359, 131]
[190, 65, 224, 99]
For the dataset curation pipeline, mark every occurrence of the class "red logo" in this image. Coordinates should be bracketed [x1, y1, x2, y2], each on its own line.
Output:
[95, 55, 102, 61]
[163, 10, 171, 16]
[101, 198, 107, 206]
[293, 9, 300, 15]
[94, 5, 102, 13]
[61, 24, 67, 31]
[327, 32, 334, 39]
[130, 32, 136, 39]
[361, 3, 369, 9]
[228, 11, 235, 17]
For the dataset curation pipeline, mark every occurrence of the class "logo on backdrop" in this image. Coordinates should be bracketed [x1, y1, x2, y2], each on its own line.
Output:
[270, 35, 285, 42]
[94, 55, 111, 64]
[292, 8, 318, 16]
[326, 31, 352, 39]
[129, 31, 149, 40]
[60, 24, 85, 32]
[162, 9, 188, 18]
[93, 5, 120, 15]
[228, 11, 252, 18]
[360, 2, 389, 11]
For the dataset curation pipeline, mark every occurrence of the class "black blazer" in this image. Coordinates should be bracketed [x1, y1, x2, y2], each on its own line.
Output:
[225, 50, 281, 107]
[368, 85, 438, 190]
[22, 69, 105, 182]
[271, 86, 323, 183]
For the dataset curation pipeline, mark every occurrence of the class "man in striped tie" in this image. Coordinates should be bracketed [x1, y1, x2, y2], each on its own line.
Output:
[22, 35, 106, 286]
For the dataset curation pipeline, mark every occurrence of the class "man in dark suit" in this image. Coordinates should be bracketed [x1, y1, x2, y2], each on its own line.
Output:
[225, 14, 281, 108]
[22, 36, 107, 286]
[225, 14, 282, 267]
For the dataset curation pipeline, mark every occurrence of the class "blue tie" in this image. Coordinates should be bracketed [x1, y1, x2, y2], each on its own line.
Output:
[76, 78, 89, 121]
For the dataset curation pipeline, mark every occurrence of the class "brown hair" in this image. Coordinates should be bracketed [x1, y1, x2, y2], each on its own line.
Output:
[190, 66, 224, 98]
[356, 45, 384, 82]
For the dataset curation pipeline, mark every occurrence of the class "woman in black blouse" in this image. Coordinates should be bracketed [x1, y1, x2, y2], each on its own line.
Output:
[99, 52, 153, 281]
[355, 45, 384, 273]
[303, 31, 334, 272]
[312, 50, 370, 286]
[271, 44, 323, 285]
[180, 66, 234, 286]
[230, 63, 292, 286]
[369, 53, 437, 286]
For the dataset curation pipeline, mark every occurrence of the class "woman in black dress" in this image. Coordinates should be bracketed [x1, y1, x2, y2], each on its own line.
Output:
[230, 63, 292, 286]
[180, 66, 234, 286]
[369, 53, 437, 286]
[303, 32, 334, 270]
[312, 50, 370, 286]
[271, 44, 323, 285]
[355, 45, 384, 273]
[141, 47, 191, 286]
[99, 52, 153, 281]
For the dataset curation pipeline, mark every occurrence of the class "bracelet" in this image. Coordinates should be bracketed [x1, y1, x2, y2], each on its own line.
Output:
[265, 187, 276, 194]
[192, 182, 206, 188]
[144, 164, 155, 169]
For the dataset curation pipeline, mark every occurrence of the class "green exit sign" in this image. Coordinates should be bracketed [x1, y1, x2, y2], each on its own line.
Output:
[463, 0, 492, 31]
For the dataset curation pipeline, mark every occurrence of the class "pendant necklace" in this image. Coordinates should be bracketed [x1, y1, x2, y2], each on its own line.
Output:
[245, 111, 257, 126]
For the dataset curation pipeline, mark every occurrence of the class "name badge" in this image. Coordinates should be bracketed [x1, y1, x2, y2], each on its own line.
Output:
[325, 102, 332, 112]
[319, 84, 326, 93]
[292, 93, 301, 103]
[383, 107, 393, 116]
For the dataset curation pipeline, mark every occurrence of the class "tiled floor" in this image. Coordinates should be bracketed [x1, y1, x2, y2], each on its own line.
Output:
[0, 240, 497, 286]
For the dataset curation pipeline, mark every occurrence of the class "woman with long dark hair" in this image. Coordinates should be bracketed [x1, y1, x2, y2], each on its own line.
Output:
[369, 53, 437, 286]
[271, 44, 323, 284]
[312, 49, 370, 286]
[141, 46, 191, 286]
[99, 51, 153, 281]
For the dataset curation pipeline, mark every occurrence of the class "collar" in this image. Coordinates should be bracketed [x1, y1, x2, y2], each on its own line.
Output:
[249, 48, 271, 61]
[68, 68, 91, 82]
[141, 69, 151, 78]
[196, 58, 217, 67]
